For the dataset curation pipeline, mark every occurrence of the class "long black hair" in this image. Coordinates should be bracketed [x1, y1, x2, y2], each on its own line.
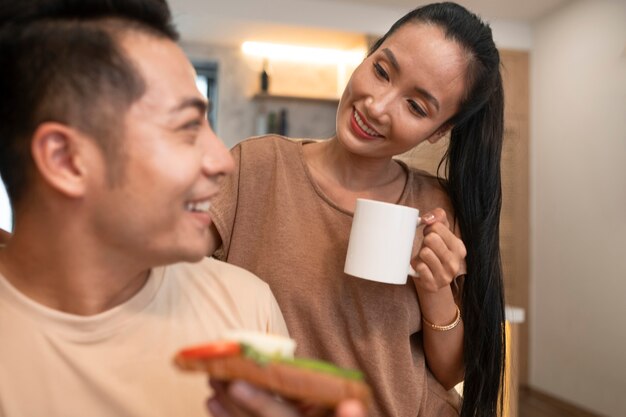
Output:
[370, 3, 505, 417]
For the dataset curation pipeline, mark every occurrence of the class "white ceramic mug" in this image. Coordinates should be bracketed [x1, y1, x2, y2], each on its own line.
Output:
[344, 198, 420, 285]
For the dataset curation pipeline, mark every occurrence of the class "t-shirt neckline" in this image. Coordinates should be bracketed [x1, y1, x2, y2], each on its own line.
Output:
[0, 265, 166, 342]
[295, 139, 412, 216]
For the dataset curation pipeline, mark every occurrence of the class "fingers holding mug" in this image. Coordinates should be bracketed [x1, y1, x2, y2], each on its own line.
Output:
[412, 209, 467, 292]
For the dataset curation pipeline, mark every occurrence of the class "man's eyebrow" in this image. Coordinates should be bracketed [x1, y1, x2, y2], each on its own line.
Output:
[170, 97, 208, 115]
[381, 47, 440, 113]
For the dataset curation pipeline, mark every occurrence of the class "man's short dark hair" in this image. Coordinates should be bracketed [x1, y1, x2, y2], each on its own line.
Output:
[0, 0, 179, 206]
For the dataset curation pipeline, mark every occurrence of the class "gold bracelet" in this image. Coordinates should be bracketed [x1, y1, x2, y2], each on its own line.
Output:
[422, 305, 461, 331]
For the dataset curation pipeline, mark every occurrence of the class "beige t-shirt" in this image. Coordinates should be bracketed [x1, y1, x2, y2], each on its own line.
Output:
[0, 257, 288, 417]
[211, 136, 461, 417]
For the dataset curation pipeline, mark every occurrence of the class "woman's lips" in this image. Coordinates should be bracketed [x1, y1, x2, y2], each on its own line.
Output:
[351, 108, 383, 139]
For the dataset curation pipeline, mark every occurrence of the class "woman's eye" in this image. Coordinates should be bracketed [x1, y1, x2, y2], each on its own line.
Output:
[373, 63, 389, 81]
[408, 100, 427, 117]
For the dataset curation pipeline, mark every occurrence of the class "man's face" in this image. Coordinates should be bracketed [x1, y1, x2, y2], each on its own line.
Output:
[86, 31, 234, 266]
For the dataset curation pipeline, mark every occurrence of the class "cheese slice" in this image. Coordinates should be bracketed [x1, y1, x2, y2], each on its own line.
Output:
[224, 330, 296, 358]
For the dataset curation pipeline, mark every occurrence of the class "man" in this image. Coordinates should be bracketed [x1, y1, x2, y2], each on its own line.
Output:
[0, 1, 364, 416]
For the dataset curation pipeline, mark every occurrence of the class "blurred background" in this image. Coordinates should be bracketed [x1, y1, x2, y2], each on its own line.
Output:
[0, 0, 624, 415]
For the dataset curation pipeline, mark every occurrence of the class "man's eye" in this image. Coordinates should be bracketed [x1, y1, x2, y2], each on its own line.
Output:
[181, 120, 202, 130]
[373, 63, 389, 81]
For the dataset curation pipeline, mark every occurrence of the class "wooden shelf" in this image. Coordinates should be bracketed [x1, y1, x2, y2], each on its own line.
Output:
[252, 93, 339, 105]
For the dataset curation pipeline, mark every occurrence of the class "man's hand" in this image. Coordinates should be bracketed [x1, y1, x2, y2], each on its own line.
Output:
[207, 380, 366, 417]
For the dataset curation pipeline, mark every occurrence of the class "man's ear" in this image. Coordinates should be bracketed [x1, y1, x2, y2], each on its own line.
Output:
[427, 124, 452, 144]
[30, 122, 91, 198]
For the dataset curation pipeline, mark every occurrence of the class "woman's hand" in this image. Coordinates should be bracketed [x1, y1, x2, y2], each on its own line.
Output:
[411, 208, 466, 388]
[411, 208, 466, 294]
[207, 380, 366, 417]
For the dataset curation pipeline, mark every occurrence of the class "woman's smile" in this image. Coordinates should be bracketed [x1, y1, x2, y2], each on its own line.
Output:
[351, 107, 384, 140]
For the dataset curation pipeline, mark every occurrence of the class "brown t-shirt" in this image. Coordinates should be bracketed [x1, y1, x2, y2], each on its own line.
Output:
[211, 136, 461, 417]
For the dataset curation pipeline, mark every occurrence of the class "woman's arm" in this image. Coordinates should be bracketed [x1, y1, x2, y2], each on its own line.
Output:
[412, 208, 466, 389]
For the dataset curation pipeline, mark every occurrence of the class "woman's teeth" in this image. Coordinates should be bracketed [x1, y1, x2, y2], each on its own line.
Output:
[185, 201, 211, 213]
[354, 110, 381, 137]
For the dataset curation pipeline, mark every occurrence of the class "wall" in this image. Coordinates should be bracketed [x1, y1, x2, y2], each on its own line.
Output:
[170, 0, 533, 50]
[182, 42, 339, 148]
[530, 1, 626, 416]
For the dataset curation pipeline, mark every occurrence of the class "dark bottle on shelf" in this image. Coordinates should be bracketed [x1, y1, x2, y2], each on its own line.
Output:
[267, 111, 277, 134]
[260, 59, 270, 93]
[279, 108, 288, 136]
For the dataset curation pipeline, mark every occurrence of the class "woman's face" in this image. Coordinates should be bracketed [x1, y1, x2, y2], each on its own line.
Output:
[336, 22, 469, 158]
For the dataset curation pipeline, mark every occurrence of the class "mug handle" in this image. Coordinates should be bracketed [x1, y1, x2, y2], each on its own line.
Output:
[407, 217, 422, 278]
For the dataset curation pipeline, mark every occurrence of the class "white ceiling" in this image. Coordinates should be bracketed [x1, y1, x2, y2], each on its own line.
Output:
[170, 0, 572, 49]
[315, 0, 572, 22]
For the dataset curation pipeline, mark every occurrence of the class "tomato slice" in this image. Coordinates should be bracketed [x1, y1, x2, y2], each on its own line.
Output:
[178, 340, 241, 359]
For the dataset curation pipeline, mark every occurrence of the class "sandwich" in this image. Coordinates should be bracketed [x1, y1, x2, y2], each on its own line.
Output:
[174, 331, 372, 408]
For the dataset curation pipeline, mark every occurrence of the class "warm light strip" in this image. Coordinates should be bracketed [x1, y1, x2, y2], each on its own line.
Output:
[242, 41, 366, 65]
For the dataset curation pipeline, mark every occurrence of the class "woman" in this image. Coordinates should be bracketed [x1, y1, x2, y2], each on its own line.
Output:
[208, 3, 505, 417]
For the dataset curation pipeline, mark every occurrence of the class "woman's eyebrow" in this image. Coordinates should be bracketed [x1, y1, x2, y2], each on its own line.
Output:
[382, 47, 400, 71]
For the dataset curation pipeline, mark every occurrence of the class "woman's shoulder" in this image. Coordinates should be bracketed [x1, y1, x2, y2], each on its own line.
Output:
[235, 134, 302, 151]
[231, 135, 308, 181]
[399, 162, 454, 218]
[400, 161, 448, 195]
[231, 135, 302, 164]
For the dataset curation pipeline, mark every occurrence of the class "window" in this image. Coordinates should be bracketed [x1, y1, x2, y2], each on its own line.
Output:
[194, 62, 218, 131]
[0, 178, 12, 232]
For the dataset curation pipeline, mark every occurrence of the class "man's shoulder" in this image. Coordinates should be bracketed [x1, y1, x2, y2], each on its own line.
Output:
[161, 258, 284, 333]
[165, 257, 272, 295]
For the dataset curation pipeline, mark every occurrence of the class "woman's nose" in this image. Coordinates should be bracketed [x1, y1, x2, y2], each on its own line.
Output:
[364, 92, 393, 123]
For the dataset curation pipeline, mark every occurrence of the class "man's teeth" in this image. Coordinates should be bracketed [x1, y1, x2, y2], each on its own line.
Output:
[186, 201, 211, 213]
[354, 110, 381, 137]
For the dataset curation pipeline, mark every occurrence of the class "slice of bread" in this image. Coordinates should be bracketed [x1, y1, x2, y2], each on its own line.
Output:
[174, 348, 372, 408]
